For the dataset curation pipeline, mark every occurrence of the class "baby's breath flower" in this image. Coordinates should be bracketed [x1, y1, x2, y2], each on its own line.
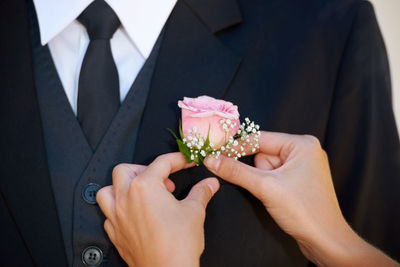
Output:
[171, 109, 260, 165]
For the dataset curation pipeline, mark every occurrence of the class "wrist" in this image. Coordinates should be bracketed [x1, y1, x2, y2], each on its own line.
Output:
[298, 218, 360, 267]
[135, 250, 200, 267]
[159, 251, 200, 267]
[301, 219, 397, 267]
[164, 257, 199, 267]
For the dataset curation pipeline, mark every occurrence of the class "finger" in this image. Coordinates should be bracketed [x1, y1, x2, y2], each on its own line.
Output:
[257, 131, 298, 157]
[141, 153, 195, 182]
[104, 219, 116, 243]
[182, 177, 219, 210]
[226, 131, 296, 158]
[222, 134, 260, 157]
[254, 153, 283, 170]
[113, 164, 146, 197]
[204, 155, 269, 200]
[164, 178, 176, 192]
[97, 186, 116, 221]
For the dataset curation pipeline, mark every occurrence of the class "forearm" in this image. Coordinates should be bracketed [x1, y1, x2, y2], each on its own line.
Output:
[305, 222, 398, 267]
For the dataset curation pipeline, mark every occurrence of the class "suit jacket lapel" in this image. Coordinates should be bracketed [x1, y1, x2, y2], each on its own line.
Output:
[134, 0, 242, 164]
[0, 0, 68, 266]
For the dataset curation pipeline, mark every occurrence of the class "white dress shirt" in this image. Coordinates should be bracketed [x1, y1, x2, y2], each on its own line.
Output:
[33, 0, 177, 114]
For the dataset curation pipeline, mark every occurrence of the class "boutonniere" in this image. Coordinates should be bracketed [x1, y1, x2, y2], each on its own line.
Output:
[169, 95, 260, 165]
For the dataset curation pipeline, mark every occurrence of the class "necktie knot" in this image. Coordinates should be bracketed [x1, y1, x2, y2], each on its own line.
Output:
[78, 0, 121, 40]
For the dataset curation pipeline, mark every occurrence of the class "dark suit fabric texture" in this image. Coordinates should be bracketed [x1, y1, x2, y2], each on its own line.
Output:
[28, 0, 163, 264]
[0, 0, 399, 266]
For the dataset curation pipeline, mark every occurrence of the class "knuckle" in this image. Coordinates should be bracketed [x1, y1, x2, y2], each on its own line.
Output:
[303, 135, 321, 150]
[321, 148, 329, 161]
[155, 154, 169, 164]
[129, 177, 146, 194]
[153, 155, 169, 169]
[114, 196, 128, 218]
[104, 219, 112, 231]
[115, 203, 126, 221]
[224, 160, 242, 180]
[96, 188, 105, 203]
[112, 164, 129, 178]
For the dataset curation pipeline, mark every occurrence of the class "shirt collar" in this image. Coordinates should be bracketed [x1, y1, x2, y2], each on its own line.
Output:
[33, 0, 177, 58]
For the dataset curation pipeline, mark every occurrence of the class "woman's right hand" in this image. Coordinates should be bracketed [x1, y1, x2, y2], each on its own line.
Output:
[204, 131, 397, 267]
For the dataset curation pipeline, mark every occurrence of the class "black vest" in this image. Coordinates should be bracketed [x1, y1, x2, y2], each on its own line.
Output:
[28, 3, 163, 266]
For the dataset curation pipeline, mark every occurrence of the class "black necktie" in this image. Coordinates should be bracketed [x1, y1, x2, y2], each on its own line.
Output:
[77, 0, 121, 149]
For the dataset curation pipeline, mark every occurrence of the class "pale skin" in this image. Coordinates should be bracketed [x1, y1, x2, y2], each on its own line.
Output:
[96, 153, 219, 267]
[97, 131, 398, 267]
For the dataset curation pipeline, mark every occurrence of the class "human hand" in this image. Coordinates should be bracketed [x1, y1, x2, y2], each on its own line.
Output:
[204, 131, 397, 267]
[97, 153, 219, 267]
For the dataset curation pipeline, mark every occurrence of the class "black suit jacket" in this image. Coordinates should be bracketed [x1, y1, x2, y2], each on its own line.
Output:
[1, 0, 399, 266]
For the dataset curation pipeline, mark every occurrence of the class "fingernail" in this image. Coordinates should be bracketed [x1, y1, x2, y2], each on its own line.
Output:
[204, 157, 221, 172]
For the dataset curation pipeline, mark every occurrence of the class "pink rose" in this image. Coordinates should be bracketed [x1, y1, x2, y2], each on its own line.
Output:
[178, 96, 240, 149]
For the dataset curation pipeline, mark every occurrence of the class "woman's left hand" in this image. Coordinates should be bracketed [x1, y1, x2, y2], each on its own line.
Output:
[96, 153, 219, 267]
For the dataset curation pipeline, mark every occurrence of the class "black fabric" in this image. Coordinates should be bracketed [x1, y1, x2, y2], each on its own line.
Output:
[28, 4, 92, 263]
[1, 0, 399, 266]
[29, 1, 164, 265]
[0, 0, 68, 266]
[77, 0, 121, 149]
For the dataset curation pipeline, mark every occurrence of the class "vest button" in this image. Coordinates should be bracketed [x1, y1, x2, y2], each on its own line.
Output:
[82, 183, 101, 204]
[82, 246, 103, 266]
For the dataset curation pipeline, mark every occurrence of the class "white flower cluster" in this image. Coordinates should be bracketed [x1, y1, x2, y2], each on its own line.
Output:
[216, 117, 260, 160]
[179, 118, 260, 164]
[182, 126, 216, 162]
[219, 118, 237, 133]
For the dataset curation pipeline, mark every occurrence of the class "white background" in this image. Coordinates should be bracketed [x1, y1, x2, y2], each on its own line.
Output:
[369, 0, 400, 134]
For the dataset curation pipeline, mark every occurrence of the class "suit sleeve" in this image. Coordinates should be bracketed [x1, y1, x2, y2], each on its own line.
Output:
[323, 1, 400, 259]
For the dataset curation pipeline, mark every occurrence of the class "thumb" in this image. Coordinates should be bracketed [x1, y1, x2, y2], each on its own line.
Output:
[183, 178, 220, 210]
[204, 155, 267, 200]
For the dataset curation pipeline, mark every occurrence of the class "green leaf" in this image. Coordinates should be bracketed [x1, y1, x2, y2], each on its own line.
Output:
[167, 128, 179, 140]
[197, 154, 205, 165]
[179, 120, 184, 140]
[176, 139, 192, 163]
[204, 124, 210, 148]
[167, 127, 193, 163]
